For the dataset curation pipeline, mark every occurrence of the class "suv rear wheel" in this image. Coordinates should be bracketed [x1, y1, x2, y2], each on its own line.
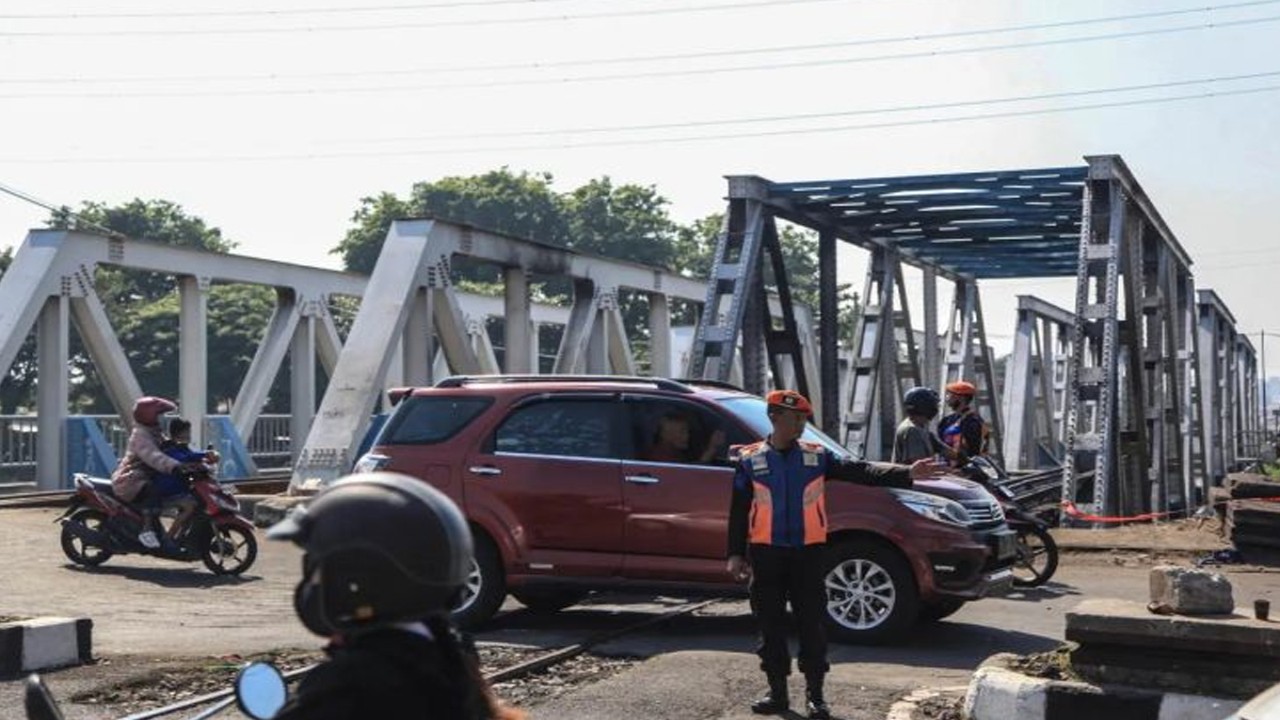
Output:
[822, 540, 918, 644]
[452, 532, 506, 630]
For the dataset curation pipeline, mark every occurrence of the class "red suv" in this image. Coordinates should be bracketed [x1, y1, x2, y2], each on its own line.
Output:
[354, 375, 1016, 643]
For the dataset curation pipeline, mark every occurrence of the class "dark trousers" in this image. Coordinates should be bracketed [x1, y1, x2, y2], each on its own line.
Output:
[747, 543, 829, 679]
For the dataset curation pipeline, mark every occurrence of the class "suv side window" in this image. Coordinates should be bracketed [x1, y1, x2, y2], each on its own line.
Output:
[381, 396, 492, 445]
[626, 397, 749, 466]
[495, 399, 619, 459]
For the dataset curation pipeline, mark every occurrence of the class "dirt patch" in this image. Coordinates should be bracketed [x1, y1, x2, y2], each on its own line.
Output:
[0, 616, 30, 624]
[911, 692, 964, 720]
[1005, 647, 1082, 683]
[69, 649, 323, 715]
[491, 652, 637, 708]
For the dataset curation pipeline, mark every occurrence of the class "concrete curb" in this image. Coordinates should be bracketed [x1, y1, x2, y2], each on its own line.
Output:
[964, 665, 1246, 720]
[0, 617, 92, 677]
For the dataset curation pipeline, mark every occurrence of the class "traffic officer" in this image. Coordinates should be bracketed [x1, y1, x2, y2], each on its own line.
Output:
[937, 380, 989, 466]
[726, 390, 941, 719]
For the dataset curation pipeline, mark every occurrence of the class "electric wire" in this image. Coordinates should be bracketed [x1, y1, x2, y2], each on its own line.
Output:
[4, 0, 1275, 84]
[5, 14, 1278, 98]
[0, 0, 646, 19]
[5, 81, 1277, 164]
[0, 182, 124, 238]
[0, 0, 843, 36]
[293, 69, 1280, 144]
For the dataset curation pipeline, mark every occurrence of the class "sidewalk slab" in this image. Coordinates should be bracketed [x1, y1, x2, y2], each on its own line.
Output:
[964, 662, 1246, 720]
[1065, 598, 1280, 658]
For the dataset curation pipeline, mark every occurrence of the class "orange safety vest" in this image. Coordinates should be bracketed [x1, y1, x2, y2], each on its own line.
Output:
[734, 440, 830, 547]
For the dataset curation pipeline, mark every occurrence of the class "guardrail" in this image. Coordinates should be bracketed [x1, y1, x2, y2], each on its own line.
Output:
[0, 414, 294, 484]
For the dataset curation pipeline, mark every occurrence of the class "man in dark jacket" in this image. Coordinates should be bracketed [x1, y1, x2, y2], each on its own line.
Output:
[726, 390, 940, 719]
[268, 473, 524, 720]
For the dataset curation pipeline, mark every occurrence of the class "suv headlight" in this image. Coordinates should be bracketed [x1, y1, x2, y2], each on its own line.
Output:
[889, 488, 972, 527]
[353, 454, 390, 474]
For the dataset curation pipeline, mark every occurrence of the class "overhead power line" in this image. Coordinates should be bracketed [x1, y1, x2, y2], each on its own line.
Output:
[304, 69, 1280, 143]
[0, 0, 842, 36]
[0, 0, 615, 19]
[5, 14, 1279, 98]
[0, 181, 124, 239]
[5, 0, 1276, 85]
[5, 80, 1278, 164]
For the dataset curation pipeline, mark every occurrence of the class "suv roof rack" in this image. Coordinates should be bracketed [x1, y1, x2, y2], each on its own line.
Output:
[672, 378, 746, 392]
[433, 374, 695, 394]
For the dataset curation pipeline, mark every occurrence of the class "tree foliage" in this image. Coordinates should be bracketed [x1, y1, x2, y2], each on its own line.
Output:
[39, 199, 278, 413]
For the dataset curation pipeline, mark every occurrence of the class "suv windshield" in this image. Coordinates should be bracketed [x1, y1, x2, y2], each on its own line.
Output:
[718, 396, 853, 459]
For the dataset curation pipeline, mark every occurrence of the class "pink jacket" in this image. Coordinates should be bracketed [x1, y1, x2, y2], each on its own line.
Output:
[111, 425, 182, 502]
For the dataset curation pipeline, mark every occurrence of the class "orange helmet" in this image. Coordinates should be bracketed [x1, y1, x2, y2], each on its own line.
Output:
[765, 389, 813, 416]
[945, 381, 977, 397]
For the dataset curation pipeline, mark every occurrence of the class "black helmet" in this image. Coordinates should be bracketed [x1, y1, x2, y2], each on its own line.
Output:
[268, 472, 473, 636]
[903, 386, 941, 419]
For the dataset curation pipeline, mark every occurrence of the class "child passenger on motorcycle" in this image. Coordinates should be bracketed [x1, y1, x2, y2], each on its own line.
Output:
[153, 418, 220, 544]
[110, 397, 202, 549]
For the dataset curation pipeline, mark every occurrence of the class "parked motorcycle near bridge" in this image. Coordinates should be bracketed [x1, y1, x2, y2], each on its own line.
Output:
[956, 457, 1059, 588]
[57, 466, 258, 576]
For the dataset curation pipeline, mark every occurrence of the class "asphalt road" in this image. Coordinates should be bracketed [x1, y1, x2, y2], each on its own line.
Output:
[2, 503, 1278, 719]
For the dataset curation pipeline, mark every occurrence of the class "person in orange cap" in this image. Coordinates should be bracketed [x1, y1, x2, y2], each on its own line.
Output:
[938, 380, 989, 466]
[725, 389, 941, 719]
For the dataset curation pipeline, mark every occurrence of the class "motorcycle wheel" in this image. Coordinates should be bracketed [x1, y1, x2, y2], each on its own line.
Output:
[60, 509, 114, 566]
[201, 524, 258, 575]
[1011, 526, 1058, 587]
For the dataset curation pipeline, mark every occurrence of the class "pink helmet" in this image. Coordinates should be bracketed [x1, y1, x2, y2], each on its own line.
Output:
[132, 396, 176, 426]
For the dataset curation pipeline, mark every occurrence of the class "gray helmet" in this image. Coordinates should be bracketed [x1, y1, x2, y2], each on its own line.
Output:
[903, 386, 941, 419]
[268, 472, 473, 635]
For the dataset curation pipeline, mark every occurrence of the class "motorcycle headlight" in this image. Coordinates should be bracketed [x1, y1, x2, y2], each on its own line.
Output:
[889, 489, 972, 527]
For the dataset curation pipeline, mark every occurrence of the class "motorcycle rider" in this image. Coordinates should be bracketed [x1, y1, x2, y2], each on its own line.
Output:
[937, 380, 989, 467]
[267, 472, 525, 720]
[110, 396, 201, 549]
[892, 386, 947, 464]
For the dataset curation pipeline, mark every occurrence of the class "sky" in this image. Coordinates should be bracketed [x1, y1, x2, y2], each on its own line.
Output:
[1, 0, 1279, 376]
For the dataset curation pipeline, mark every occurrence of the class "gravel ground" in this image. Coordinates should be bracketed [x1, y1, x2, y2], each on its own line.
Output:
[60, 642, 637, 716]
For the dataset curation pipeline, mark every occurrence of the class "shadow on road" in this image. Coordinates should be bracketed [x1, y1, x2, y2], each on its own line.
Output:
[998, 581, 1082, 604]
[478, 596, 1061, 671]
[63, 563, 261, 588]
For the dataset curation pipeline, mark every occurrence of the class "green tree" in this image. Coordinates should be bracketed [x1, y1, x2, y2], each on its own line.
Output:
[41, 200, 279, 413]
[676, 213, 860, 343]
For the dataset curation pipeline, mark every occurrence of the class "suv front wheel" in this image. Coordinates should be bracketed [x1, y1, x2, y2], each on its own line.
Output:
[452, 532, 507, 630]
[821, 540, 918, 644]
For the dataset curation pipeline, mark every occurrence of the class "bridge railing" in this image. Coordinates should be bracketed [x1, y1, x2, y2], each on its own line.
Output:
[0, 414, 295, 484]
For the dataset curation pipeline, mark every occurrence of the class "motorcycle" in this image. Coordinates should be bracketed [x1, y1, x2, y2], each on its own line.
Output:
[956, 457, 1059, 588]
[26, 661, 288, 719]
[57, 466, 258, 576]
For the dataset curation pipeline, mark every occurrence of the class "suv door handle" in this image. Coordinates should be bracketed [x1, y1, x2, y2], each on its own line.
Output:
[469, 465, 502, 476]
[624, 474, 660, 485]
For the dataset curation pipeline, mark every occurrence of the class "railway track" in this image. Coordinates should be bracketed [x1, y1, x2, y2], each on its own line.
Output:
[93, 597, 722, 719]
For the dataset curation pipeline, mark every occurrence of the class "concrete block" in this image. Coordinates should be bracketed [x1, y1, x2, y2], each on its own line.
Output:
[253, 494, 308, 529]
[1157, 692, 1244, 720]
[1149, 566, 1234, 615]
[1066, 599, 1280, 658]
[0, 617, 92, 676]
[964, 666, 1048, 720]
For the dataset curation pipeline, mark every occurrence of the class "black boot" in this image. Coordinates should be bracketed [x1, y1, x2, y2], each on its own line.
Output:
[751, 674, 789, 715]
[805, 675, 830, 720]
